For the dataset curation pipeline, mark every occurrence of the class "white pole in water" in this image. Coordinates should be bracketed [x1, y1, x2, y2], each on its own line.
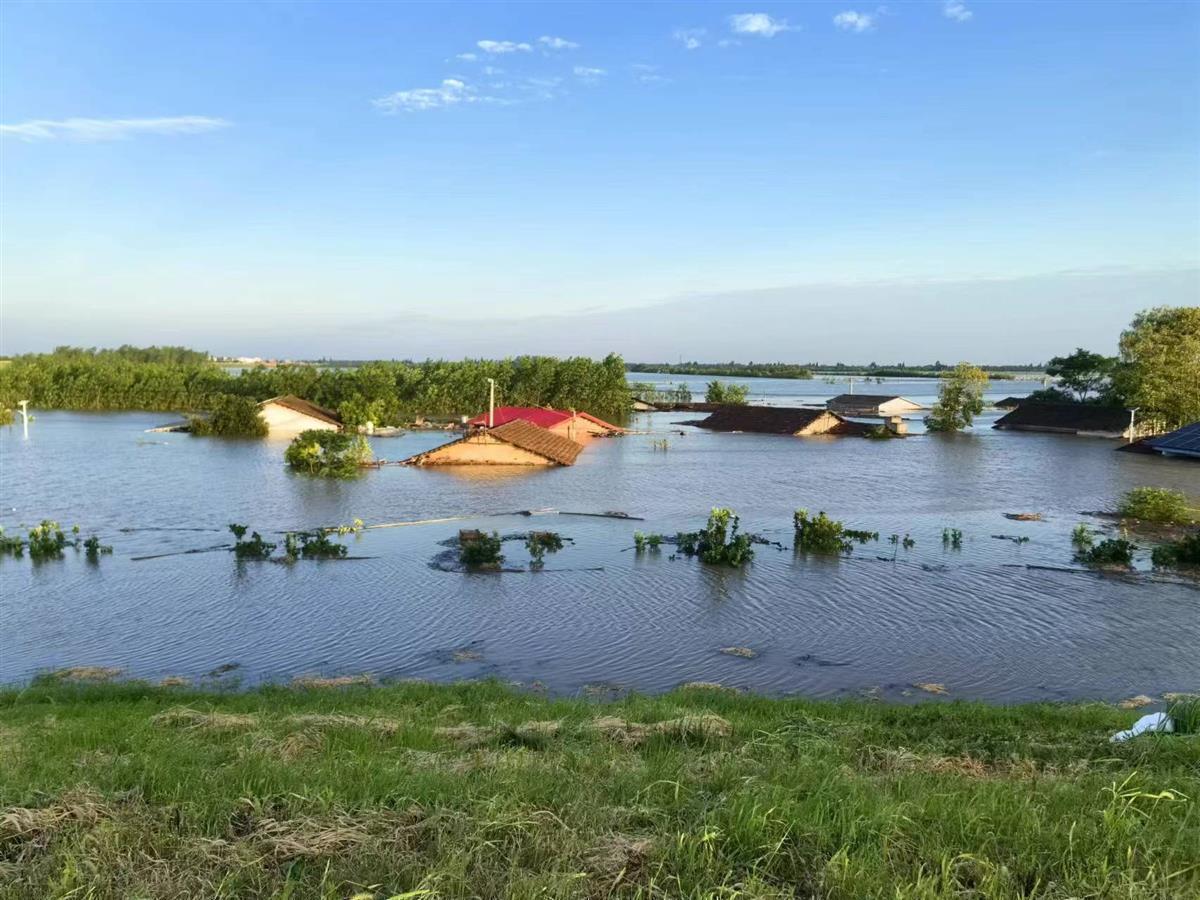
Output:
[1128, 407, 1139, 442]
[486, 378, 496, 428]
[18, 400, 29, 439]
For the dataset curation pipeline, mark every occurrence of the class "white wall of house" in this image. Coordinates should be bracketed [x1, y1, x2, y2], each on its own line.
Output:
[259, 403, 339, 436]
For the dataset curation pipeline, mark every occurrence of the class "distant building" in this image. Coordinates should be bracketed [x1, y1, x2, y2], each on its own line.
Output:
[992, 402, 1138, 439]
[1143, 422, 1200, 460]
[689, 406, 870, 436]
[404, 419, 584, 467]
[826, 394, 923, 417]
[466, 406, 624, 441]
[257, 396, 342, 435]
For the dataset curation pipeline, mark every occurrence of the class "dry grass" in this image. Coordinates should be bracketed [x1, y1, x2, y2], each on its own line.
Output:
[284, 713, 401, 735]
[1118, 694, 1156, 709]
[592, 714, 732, 745]
[50, 666, 122, 683]
[158, 675, 190, 687]
[0, 789, 109, 844]
[151, 707, 258, 731]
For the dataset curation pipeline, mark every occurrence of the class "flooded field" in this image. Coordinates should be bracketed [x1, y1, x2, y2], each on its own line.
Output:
[2, 376, 1197, 702]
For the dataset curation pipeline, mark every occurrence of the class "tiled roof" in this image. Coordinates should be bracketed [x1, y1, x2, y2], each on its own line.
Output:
[466, 406, 572, 429]
[489, 419, 583, 465]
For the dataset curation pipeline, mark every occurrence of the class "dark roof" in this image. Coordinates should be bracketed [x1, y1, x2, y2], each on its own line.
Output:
[691, 405, 851, 435]
[489, 419, 584, 465]
[260, 395, 341, 426]
[993, 402, 1129, 433]
[994, 397, 1025, 409]
[827, 394, 918, 406]
[1147, 422, 1200, 457]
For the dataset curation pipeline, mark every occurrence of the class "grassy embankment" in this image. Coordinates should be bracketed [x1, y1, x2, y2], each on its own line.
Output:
[1, 677, 1197, 899]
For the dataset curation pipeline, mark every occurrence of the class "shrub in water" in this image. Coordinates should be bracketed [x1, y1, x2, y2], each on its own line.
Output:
[189, 395, 268, 438]
[794, 509, 864, 555]
[1118, 487, 1195, 525]
[676, 508, 755, 567]
[284, 430, 372, 478]
[942, 528, 963, 549]
[460, 532, 504, 569]
[28, 520, 68, 561]
[0, 527, 24, 557]
[83, 535, 112, 561]
[1071, 524, 1095, 547]
[229, 524, 275, 560]
[1076, 538, 1135, 569]
[1150, 531, 1200, 570]
[283, 530, 349, 560]
[525, 531, 564, 570]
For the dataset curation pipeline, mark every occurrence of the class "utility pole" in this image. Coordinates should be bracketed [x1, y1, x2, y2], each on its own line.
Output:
[1127, 407, 1139, 443]
[486, 378, 496, 428]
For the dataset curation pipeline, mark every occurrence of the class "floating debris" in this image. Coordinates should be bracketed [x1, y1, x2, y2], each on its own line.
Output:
[1004, 513, 1044, 521]
[1118, 694, 1156, 710]
[914, 682, 950, 696]
[794, 654, 851, 668]
[720, 646, 758, 659]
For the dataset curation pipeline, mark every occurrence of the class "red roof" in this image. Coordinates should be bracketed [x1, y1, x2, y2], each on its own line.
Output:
[467, 406, 573, 429]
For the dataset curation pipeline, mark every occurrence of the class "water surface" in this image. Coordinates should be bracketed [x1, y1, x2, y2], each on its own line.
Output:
[2, 384, 1197, 702]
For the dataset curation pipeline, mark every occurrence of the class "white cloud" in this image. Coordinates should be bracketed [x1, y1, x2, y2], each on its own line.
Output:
[538, 35, 579, 50]
[481, 65, 504, 76]
[573, 66, 606, 78]
[0, 116, 230, 142]
[729, 13, 792, 37]
[455, 52, 478, 61]
[477, 39, 532, 54]
[943, 1, 972, 22]
[373, 79, 476, 112]
[833, 10, 876, 32]
[673, 27, 706, 49]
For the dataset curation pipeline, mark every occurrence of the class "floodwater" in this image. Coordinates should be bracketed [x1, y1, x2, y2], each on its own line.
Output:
[2, 375, 1197, 703]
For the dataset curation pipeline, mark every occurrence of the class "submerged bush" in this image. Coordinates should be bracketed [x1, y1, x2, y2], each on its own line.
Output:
[460, 531, 504, 570]
[28, 520, 68, 561]
[793, 510, 877, 556]
[283, 530, 349, 560]
[676, 508, 755, 567]
[1118, 487, 1196, 525]
[704, 381, 749, 405]
[284, 430, 372, 478]
[83, 535, 113, 561]
[1076, 538, 1136, 569]
[1071, 524, 1095, 547]
[229, 524, 275, 560]
[189, 395, 268, 438]
[1151, 531, 1200, 570]
[525, 531, 564, 570]
[942, 528, 963, 549]
[634, 532, 665, 553]
[0, 527, 24, 557]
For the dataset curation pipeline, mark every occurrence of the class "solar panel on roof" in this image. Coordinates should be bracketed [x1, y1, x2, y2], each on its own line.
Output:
[1148, 422, 1200, 455]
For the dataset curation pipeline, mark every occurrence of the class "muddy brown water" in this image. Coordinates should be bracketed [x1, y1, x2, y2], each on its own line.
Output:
[2, 376, 1197, 702]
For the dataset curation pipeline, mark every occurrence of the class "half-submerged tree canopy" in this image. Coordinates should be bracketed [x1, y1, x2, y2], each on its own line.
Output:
[1110, 306, 1200, 432]
[284, 430, 372, 478]
[189, 395, 268, 438]
[925, 363, 989, 432]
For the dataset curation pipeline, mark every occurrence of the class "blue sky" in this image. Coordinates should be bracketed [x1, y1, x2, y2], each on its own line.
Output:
[1, 1, 1197, 360]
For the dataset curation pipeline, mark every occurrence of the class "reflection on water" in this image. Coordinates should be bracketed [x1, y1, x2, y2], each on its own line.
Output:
[2, 387, 1197, 702]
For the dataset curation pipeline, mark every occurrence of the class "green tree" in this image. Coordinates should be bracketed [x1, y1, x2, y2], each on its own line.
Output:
[705, 380, 749, 405]
[1045, 348, 1116, 402]
[1109, 306, 1200, 431]
[189, 395, 268, 438]
[925, 363, 989, 432]
[284, 430, 372, 478]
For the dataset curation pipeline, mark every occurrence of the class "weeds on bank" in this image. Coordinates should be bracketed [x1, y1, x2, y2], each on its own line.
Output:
[1119, 487, 1197, 525]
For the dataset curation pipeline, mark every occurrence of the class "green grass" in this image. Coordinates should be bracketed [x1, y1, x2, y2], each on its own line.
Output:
[1, 679, 1198, 899]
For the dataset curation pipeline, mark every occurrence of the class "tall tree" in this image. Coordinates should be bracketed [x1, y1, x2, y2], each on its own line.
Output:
[925, 363, 989, 432]
[1110, 306, 1200, 431]
[1045, 348, 1116, 401]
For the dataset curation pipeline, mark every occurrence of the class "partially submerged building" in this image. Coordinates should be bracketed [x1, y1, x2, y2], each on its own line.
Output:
[689, 406, 871, 436]
[404, 419, 584, 467]
[257, 395, 342, 435]
[826, 394, 923, 417]
[1142, 422, 1200, 460]
[992, 402, 1137, 439]
[466, 406, 623, 440]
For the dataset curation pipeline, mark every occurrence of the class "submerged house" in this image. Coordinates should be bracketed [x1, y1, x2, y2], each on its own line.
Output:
[689, 406, 870, 436]
[992, 402, 1137, 439]
[1142, 422, 1200, 460]
[257, 395, 342, 435]
[466, 406, 623, 440]
[404, 419, 584, 467]
[826, 394, 922, 417]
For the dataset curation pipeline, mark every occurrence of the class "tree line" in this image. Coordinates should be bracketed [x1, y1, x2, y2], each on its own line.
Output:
[0, 350, 632, 426]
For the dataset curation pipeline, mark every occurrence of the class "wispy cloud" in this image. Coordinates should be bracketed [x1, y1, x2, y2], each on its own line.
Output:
[455, 52, 478, 61]
[729, 13, 792, 38]
[573, 66, 606, 78]
[477, 39, 532, 54]
[943, 1, 972, 22]
[538, 35, 579, 50]
[673, 27, 706, 50]
[833, 10, 877, 32]
[0, 116, 230, 142]
[373, 79, 476, 112]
